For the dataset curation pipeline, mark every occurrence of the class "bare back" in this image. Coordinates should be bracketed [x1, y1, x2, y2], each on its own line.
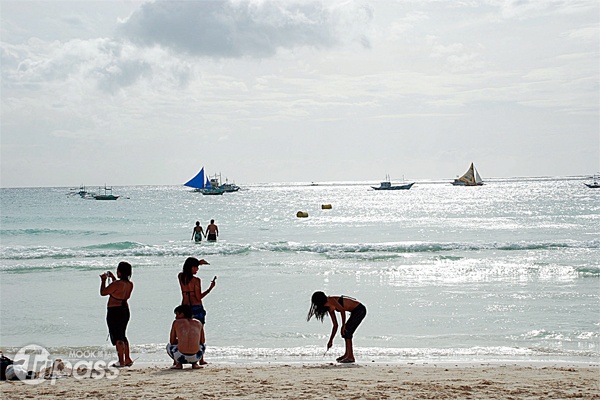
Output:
[103, 280, 133, 308]
[178, 274, 202, 305]
[171, 318, 204, 354]
[328, 296, 360, 313]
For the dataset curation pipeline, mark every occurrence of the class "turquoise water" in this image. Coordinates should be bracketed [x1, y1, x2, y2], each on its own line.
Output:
[1, 178, 598, 363]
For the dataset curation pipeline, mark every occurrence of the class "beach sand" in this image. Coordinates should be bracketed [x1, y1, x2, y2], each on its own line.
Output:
[1, 362, 599, 399]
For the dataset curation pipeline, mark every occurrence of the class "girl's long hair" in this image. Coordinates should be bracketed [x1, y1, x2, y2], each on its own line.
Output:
[180, 257, 200, 285]
[306, 291, 329, 322]
[117, 261, 132, 282]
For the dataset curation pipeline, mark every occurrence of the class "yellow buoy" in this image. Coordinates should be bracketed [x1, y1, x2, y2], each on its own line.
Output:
[296, 211, 309, 218]
[321, 204, 332, 209]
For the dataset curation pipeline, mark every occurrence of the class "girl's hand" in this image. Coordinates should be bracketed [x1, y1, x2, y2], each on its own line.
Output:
[100, 273, 108, 281]
[107, 271, 116, 280]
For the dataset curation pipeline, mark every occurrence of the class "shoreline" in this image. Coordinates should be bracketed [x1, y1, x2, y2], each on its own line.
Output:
[1, 362, 598, 399]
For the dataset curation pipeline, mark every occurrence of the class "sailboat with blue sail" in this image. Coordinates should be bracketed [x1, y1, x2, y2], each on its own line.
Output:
[203, 175, 224, 195]
[184, 167, 224, 195]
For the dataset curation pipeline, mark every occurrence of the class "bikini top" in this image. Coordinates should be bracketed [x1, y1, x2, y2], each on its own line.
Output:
[337, 295, 358, 308]
[182, 290, 194, 305]
[109, 294, 127, 307]
[109, 282, 131, 307]
[180, 277, 200, 306]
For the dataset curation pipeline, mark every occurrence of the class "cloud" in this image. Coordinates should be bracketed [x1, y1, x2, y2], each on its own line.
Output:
[117, 0, 373, 58]
[1, 38, 195, 95]
[496, 0, 597, 20]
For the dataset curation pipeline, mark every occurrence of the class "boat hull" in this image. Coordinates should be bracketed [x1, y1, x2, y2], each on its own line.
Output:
[219, 184, 240, 192]
[451, 180, 483, 186]
[584, 183, 600, 188]
[200, 189, 224, 195]
[372, 182, 415, 190]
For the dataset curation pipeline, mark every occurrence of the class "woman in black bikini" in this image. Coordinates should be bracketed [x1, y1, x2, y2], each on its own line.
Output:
[100, 262, 134, 367]
[178, 257, 216, 365]
[307, 291, 367, 363]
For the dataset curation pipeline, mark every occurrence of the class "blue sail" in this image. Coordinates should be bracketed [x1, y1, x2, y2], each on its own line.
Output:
[183, 167, 205, 189]
[205, 176, 212, 189]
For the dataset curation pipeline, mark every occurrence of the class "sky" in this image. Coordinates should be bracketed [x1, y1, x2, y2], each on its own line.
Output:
[1, 0, 598, 187]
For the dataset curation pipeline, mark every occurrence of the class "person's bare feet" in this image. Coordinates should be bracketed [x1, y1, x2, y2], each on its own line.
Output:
[169, 363, 183, 370]
[191, 363, 203, 369]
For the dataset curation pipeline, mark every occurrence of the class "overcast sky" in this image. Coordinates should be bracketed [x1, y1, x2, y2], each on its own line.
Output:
[1, 0, 598, 187]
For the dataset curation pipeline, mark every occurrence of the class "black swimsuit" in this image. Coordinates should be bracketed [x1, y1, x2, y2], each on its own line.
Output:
[106, 290, 130, 345]
[337, 295, 367, 340]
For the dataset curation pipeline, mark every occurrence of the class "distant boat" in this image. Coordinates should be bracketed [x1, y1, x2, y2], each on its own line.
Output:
[372, 174, 415, 190]
[202, 175, 224, 195]
[184, 167, 224, 195]
[452, 163, 484, 186]
[210, 173, 240, 192]
[584, 175, 600, 188]
[68, 184, 92, 198]
[93, 186, 119, 200]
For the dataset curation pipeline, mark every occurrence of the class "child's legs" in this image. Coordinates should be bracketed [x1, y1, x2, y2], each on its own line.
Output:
[344, 338, 354, 359]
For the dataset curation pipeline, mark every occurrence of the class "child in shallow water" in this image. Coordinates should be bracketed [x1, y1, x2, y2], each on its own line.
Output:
[306, 291, 367, 363]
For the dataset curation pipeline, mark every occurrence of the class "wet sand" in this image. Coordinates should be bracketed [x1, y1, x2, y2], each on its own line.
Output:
[1, 362, 599, 399]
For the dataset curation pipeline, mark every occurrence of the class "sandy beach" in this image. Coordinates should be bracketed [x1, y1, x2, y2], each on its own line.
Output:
[1, 362, 598, 399]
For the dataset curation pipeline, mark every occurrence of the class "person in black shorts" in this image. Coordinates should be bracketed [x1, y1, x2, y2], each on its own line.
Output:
[100, 262, 134, 367]
[206, 219, 218, 242]
[307, 291, 367, 363]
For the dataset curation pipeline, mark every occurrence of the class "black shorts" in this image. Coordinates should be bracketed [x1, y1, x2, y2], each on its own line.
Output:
[107, 306, 130, 345]
[342, 303, 366, 339]
[207, 233, 217, 241]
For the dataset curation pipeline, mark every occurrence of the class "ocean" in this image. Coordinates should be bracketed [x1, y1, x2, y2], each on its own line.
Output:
[1, 178, 598, 364]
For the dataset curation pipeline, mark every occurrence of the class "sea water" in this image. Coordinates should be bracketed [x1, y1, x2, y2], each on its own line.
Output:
[1, 178, 598, 364]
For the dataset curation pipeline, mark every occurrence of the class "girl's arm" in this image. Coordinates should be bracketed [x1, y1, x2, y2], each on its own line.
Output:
[340, 308, 347, 335]
[100, 274, 112, 296]
[327, 308, 338, 349]
[198, 278, 216, 300]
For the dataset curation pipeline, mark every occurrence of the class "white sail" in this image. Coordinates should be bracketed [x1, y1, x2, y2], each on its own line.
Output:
[474, 167, 483, 184]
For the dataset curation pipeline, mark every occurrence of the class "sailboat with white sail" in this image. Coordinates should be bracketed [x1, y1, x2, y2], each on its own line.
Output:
[452, 163, 484, 186]
[184, 167, 224, 195]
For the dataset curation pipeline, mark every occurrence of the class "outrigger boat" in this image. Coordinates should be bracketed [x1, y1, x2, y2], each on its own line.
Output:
[184, 167, 224, 195]
[452, 163, 484, 186]
[584, 175, 600, 188]
[93, 186, 119, 200]
[201, 175, 224, 195]
[210, 173, 240, 192]
[372, 175, 415, 190]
